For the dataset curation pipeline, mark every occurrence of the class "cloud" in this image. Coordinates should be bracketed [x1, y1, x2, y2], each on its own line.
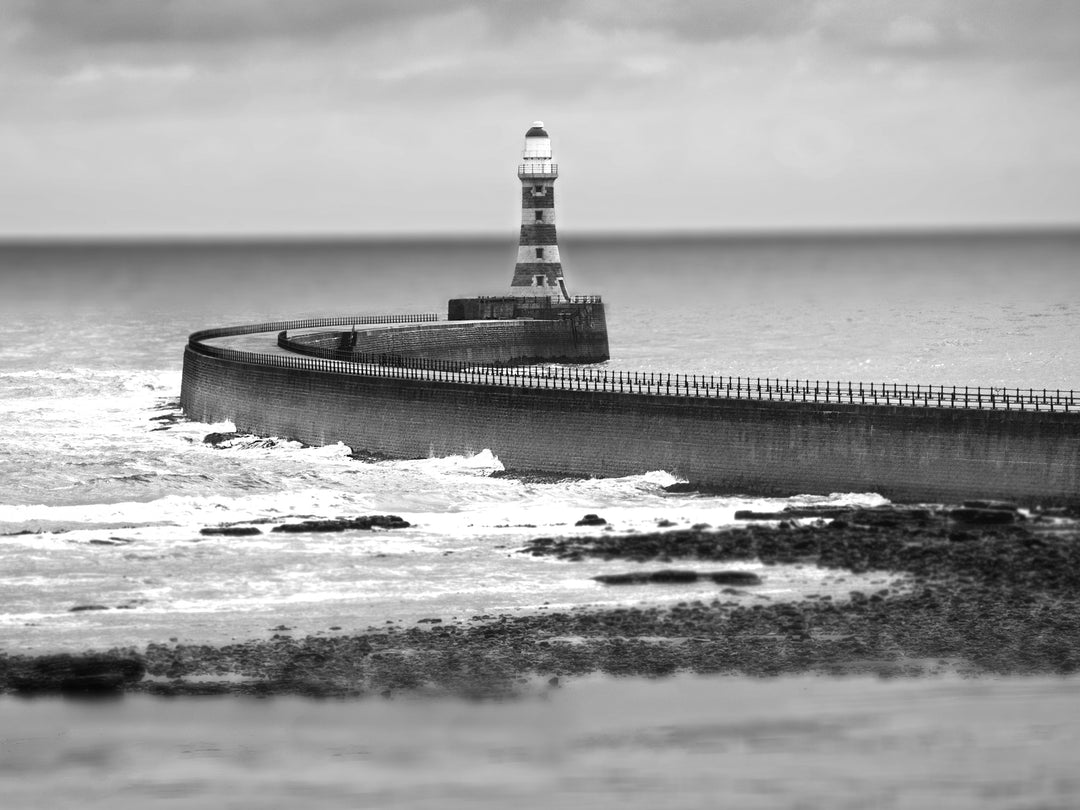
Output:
[1, 0, 1078, 237]
[4, 0, 815, 50]
[5, 0, 1080, 82]
[883, 16, 942, 50]
[812, 0, 1080, 66]
[483, 0, 814, 43]
[63, 63, 197, 84]
[4, 0, 471, 48]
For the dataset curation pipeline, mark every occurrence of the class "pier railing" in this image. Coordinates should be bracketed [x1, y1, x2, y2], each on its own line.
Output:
[188, 314, 439, 345]
[468, 295, 602, 305]
[189, 319, 1077, 413]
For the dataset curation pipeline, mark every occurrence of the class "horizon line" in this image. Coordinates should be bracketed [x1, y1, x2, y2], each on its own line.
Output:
[1, 222, 1078, 246]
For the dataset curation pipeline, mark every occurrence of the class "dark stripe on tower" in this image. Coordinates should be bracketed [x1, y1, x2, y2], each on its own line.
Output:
[511, 262, 563, 288]
[518, 224, 559, 245]
[513, 262, 563, 272]
[521, 188, 555, 208]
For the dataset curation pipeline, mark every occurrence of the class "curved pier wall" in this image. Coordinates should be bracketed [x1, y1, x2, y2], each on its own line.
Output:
[181, 347, 1080, 506]
[290, 319, 608, 365]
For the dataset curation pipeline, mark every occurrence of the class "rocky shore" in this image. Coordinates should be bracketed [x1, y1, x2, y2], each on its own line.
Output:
[2, 503, 1078, 699]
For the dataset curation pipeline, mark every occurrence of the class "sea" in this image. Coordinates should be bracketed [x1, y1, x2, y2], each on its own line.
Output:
[1, 229, 1079, 808]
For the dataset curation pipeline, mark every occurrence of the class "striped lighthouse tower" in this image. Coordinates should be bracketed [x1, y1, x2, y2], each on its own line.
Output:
[511, 122, 570, 301]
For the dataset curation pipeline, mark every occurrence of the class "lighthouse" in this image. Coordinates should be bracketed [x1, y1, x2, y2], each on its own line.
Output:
[511, 121, 570, 301]
[445, 120, 607, 361]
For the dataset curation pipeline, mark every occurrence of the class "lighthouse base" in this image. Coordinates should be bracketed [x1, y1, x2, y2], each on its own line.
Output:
[446, 296, 609, 364]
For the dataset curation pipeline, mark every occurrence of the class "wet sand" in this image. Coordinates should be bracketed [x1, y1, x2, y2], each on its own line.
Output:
[3, 675, 1079, 809]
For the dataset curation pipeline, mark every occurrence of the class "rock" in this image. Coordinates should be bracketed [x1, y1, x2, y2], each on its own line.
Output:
[661, 483, 699, 494]
[593, 569, 762, 586]
[648, 570, 700, 583]
[349, 448, 398, 463]
[271, 515, 411, 533]
[203, 432, 241, 446]
[5, 653, 145, 695]
[575, 514, 607, 527]
[847, 507, 935, 527]
[947, 507, 1017, 525]
[69, 604, 109, 612]
[593, 572, 645, 585]
[199, 526, 263, 536]
[708, 571, 763, 586]
[736, 507, 853, 521]
[593, 570, 700, 585]
[661, 482, 730, 495]
[489, 470, 590, 484]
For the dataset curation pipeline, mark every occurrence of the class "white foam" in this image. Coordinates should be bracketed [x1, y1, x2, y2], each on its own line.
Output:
[380, 448, 505, 476]
[0, 488, 375, 527]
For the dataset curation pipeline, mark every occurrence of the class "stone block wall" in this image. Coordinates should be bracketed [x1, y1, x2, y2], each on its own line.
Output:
[289, 317, 609, 365]
[181, 345, 1080, 506]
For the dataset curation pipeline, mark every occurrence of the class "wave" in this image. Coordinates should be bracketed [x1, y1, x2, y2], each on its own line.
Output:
[0, 367, 179, 396]
[0, 488, 375, 528]
[1, 422, 892, 541]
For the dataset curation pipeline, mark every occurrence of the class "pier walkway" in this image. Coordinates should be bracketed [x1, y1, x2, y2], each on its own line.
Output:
[196, 316, 1078, 414]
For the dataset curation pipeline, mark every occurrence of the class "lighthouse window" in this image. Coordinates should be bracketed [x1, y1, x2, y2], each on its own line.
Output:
[534, 185, 543, 193]
[534, 275, 545, 286]
[535, 248, 544, 259]
[534, 210, 543, 221]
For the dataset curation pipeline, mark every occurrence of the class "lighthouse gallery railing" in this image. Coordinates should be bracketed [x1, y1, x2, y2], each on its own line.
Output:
[517, 164, 559, 177]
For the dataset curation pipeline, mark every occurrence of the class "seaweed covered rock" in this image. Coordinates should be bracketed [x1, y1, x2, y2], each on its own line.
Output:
[594, 570, 762, 586]
[203, 432, 241, 446]
[575, 514, 607, 527]
[4, 653, 145, 695]
[271, 515, 411, 533]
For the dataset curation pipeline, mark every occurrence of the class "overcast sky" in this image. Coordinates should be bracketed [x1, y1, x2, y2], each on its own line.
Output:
[2, 0, 1078, 237]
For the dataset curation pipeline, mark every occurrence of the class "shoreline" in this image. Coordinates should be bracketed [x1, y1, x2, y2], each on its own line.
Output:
[2, 502, 1078, 698]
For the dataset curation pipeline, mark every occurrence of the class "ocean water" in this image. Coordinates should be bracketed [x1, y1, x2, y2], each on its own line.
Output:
[2, 230, 1079, 807]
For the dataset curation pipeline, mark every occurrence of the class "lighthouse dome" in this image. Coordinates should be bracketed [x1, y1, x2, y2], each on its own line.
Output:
[522, 121, 552, 161]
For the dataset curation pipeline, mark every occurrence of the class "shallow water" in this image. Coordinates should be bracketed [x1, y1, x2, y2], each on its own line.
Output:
[2, 674, 1078, 809]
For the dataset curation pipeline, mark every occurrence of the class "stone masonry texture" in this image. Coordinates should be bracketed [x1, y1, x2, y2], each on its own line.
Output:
[182, 331, 1080, 506]
[288, 318, 609, 365]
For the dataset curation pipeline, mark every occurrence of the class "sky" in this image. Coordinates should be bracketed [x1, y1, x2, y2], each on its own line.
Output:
[1, 0, 1079, 237]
